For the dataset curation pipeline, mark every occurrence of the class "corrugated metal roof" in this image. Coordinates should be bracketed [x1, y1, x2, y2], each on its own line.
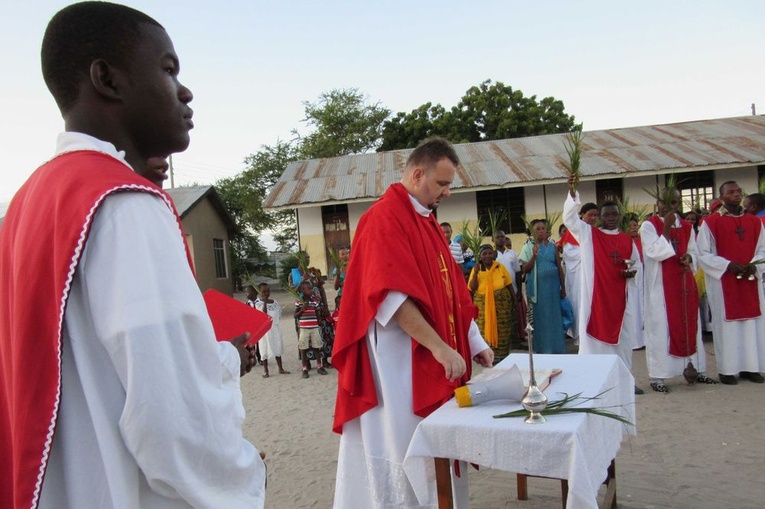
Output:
[264, 115, 765, 210]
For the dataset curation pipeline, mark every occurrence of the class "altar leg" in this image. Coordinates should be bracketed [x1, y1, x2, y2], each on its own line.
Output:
[434, 457, 453, 509]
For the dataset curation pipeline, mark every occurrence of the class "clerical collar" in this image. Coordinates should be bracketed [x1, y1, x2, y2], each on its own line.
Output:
[407, 193, 431, 217]
[719, 205, 744, 217]
[55, 132, 132, 170]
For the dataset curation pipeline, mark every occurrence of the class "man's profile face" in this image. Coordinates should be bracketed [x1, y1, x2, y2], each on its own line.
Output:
[412, 158, 456, 210]
[720, 183, 743, 208]
[600, 205, 621, 230]
[121, 24, 194, 160]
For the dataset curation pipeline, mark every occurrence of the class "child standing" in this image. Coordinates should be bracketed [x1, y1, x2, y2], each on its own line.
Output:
[255, 283, 290, 378]
[294, 280, 328, 378]
[244, 285, 263, 365]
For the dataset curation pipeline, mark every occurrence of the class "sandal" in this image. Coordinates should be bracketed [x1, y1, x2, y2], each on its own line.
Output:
[696, 374, 719, 384]
[262, 373, 270, 378]
[650, 381, 670, 393]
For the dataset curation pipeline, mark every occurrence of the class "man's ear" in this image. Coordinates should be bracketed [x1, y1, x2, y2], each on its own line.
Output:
[89, 59, 123, 102]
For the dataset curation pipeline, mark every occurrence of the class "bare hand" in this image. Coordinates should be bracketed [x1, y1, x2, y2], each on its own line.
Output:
[473, 348, 494, 368]
[532, 245, 539, 255]
[727, 262, 746, 275]
[230, 332, 255, 377]
[678, 254, 692, 267]
[567, 175, 577, 197]
[432, 344, 467, 382]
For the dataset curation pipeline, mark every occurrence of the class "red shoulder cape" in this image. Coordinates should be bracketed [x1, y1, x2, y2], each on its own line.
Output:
[332, 183, 476, 434]
[703, 212, 762, 320]
[647, 216, 699, 357]
[0, 151, 190, 509]
[586, 228, 634, 344]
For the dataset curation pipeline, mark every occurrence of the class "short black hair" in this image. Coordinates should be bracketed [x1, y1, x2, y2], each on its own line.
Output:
[580, 202, 598, 215]
[406, 137, 459, 170]
[718, 181, 738, 196]
[41, 2, 163, 113]
[600, 201, 620, 214]
[439, 222, 452, 228]
[746, 193, 765, 211]
[258, 282, 269, 289]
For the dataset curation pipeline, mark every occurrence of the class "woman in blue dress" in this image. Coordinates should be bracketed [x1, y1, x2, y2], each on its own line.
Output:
[519, 219, 567, 353]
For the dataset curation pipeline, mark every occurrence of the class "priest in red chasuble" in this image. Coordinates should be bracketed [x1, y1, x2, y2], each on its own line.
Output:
[332, 138, 493, 508]
[641, 189, 718, 393]
[697, 181, 765, 385]
[563, 176, 643, 394]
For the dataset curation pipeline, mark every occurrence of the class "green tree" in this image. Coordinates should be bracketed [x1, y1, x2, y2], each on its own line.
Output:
[379, 79, 576, 150]
[297, 88, 390, 158]
[215, 140, 298, 284]
[218, 88, 390, 282]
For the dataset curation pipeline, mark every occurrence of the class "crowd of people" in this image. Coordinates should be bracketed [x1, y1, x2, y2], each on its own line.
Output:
[2, 4, 763, 507]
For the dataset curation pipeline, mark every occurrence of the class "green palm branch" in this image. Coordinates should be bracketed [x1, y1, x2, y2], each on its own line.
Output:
[563, 125, 584, 193]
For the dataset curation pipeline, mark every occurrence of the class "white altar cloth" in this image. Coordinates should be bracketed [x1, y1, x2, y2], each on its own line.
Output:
[403, 354, 636, 509]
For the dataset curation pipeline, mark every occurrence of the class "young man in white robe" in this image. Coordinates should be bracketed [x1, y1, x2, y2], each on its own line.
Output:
[563, 177, 643, 394]
[0, 4, 266, 508]
[697, 181, 765, 385]
[640, 190, 718, 392]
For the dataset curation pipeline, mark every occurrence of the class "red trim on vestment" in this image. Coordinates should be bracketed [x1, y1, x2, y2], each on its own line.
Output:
[647, 216, 699, 357]
[0, 151, 191, 509]
[586, 228, 634, 344]
[332, 183, 476, 434]
[703, 213, 762, 320]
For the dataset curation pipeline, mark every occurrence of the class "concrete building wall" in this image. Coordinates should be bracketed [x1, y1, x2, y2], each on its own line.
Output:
[295, 167, 762, 275]
[182, 198, 232, 295]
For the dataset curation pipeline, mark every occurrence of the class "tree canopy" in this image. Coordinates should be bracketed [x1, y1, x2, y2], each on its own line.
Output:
[379, 79, 576, 150]
[215, 89, 389, 283]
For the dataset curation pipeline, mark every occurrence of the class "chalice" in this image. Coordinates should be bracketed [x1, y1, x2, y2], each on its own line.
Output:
[521, 322, 548, 424]
[622, 259, 637, 278]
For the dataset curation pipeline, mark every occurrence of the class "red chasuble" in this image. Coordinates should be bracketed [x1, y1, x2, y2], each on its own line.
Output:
[647, 216, 699, 357]
[332, 183, 476, 434]
[703, 212, 762, 320]
[0, 151, 191, 509]
[586, 228, 635, 344]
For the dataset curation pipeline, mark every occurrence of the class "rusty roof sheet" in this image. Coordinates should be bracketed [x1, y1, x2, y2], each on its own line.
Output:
[264, 115, 765, 210]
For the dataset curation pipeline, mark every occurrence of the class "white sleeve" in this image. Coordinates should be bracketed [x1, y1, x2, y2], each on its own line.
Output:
[81, 193, 265, 507]
[640, 220, 676, 263]
[375, 290, 408, 326]
[468, 319, 490, 356]
[696, 221, 730, 280]
[563, 191, 591, 245]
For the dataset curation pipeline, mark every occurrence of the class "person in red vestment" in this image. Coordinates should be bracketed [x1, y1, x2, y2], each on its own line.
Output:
[0, 4, 264, 509]
[332, 138, 493, 508]
[698, 181, 765, 385]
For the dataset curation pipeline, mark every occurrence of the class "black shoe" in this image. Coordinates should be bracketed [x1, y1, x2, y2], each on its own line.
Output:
[302, 370, 309, 379]
[317, 367, 328, 375]
[634, 386, 645, 395]
[739, 371, 765, 383]
[696, 374, 719, 384]
[649, 381, 671, 393]
[719, 374, 738, 385]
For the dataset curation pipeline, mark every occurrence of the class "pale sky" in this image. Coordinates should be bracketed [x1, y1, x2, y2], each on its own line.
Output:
[1, 0, 763, 203]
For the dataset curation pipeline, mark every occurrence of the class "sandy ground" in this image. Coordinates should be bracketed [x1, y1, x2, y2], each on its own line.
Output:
[240, 288, 765, 509]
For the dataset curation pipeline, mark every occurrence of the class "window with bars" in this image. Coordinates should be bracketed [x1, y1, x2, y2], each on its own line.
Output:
[475, 188, 525, 234]
[213, 238, 227, 279]
[670, 171, 714, 212]
[596, 178, 623, 205]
